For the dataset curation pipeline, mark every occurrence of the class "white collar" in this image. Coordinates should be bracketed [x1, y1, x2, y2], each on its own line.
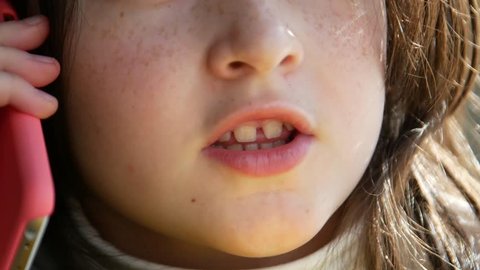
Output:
[70, 200, 362, 270]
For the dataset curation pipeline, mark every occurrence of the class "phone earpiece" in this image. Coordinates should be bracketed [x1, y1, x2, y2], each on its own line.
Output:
[0, 0, 18, 22]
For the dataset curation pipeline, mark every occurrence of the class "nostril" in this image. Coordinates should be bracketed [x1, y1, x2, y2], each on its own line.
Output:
[280, 55, 295, 66]
[229, 61, 245, 70]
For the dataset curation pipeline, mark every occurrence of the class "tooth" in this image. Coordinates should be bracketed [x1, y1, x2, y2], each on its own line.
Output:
[273, 140, 286, 147]
[285, 123, 294, 131]
[260, 143, 273, 149]
[233, 123, 257, 143]
[245, 144, 259, 151]
[227, 144, 243, 151]
[262, 120, 283, 139]
[219, 132, 232, 142]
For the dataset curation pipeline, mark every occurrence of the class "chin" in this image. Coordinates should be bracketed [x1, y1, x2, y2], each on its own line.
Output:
[206, 214, 322, 258]
[219, 228, 316, 258]
[189, 191, 331, 258]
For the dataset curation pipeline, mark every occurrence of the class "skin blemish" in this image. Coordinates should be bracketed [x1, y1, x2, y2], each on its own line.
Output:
[216, 4, 225, 16]
[191, 198, 197, 203]
[120, 11, 124, 18]
[127, 164, 136, 174]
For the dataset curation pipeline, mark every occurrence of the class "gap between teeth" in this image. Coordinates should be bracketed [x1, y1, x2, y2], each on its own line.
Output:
[219, 121, 294, 143]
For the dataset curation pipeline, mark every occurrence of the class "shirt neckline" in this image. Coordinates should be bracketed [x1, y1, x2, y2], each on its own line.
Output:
[69, 200, 361, 270]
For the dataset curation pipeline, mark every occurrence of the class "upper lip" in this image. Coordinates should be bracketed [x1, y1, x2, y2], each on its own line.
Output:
[205, 102, 315, 147]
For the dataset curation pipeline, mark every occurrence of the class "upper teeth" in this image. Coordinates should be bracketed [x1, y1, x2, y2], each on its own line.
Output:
[233, 122, 257, 143]
[219, 120, 292, 143]
[262, 120, 283, 139]
[219, 132, 232, 142]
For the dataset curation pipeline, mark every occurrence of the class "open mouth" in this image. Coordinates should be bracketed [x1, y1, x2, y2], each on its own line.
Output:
[210, 120, 299, 151]
[202, 105, 314, 176]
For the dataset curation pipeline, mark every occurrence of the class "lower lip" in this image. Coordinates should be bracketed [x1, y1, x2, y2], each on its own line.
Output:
[202, 134, 314, 177]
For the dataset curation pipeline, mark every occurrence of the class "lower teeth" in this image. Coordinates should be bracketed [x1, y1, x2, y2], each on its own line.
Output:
[222, 140, 287, 151]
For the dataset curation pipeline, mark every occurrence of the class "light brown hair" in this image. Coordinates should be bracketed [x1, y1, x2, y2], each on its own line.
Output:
[344, 1, 480, 269]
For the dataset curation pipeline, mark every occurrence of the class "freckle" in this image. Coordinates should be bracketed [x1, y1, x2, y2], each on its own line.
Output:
[119, 11, 124, 18]
[191, 198, 196, 203]
[127, 164, 135, 173]
[157, 27, 165, 37]
[101, 64, 107, 72]
[101, 28, 110, 39]
[205, 5, 212, 14]
[216, 4, 224, 15]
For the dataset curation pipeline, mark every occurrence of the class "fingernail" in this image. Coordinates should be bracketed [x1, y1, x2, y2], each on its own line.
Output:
[36, 89, 57, 104]
[23, 15, 44, 26]
[31, 54, 57, 64]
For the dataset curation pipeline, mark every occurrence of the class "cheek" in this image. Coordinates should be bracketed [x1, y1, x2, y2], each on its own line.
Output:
[316, 1, 386, 128]
[64, 17, 202, 192]
[298, 0, 386, 196]
[324, 48, 385, 173]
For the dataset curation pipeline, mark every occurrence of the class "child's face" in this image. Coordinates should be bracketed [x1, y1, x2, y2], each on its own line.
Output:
[66, 0, 385, 258]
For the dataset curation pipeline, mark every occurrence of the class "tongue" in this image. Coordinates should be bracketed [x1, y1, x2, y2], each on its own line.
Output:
[219, 128, 293, 147]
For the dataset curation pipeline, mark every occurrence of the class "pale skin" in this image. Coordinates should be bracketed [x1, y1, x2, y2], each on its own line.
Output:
[1, 0, 386, 268]
[0, 15, 59, 118]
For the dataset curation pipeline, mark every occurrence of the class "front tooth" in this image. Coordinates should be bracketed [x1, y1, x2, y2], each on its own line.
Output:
[262, 120, 283, 139]
[219, 132, 232, 142]
[233, 123, 257, 143]
[227, 144, 243, 151]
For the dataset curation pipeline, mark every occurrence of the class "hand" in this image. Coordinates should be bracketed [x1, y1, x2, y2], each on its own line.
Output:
[0, 15, 60, 119]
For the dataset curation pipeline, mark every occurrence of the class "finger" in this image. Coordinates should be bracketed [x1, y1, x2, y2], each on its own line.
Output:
[0, 72, 58, 119]
[0, 46, 60, 87]
[0, 16, 49, 51]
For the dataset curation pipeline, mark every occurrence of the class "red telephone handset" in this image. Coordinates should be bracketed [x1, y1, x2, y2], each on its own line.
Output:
[0, 2, 55, 269]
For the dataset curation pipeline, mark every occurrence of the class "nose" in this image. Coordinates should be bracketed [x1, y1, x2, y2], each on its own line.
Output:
[207, 3, 304, 80]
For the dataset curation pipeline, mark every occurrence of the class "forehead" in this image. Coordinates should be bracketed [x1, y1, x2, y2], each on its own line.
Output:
[75, 0, 385, 38]
[78, 0, 383, 16]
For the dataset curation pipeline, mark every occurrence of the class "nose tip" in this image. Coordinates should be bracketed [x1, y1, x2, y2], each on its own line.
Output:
[208, 23, 304, 80]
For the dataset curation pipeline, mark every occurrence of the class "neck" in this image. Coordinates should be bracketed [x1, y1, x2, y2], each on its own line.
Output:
[81, 195, 343, 269]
